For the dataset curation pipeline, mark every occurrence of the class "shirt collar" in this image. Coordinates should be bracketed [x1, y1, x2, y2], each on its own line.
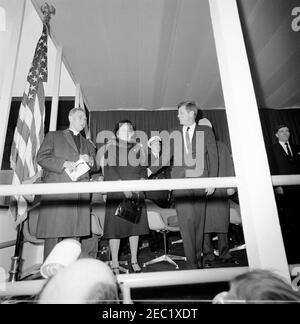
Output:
[69, 128, 80, 136]
[183, 122, 196, 132]
[279, 140, 289, 146]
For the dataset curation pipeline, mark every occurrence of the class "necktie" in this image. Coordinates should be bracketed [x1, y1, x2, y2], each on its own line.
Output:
[285, 143, 292, 157]
[185, 127, 191, 151]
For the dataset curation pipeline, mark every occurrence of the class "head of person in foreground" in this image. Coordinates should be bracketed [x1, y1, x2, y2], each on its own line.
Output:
[38, 259, 121, 304]
[213, 269, 300, 304]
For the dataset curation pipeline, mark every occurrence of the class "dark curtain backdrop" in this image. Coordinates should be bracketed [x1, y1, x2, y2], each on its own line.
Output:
[90, 109, 231, 150]
[3, 104, 300, 170]
[90, 108, 300, 153]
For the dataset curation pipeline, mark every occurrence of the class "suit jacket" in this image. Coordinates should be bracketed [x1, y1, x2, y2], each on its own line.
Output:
[146, 151, 171, 208]
[36, 129, 96, 238]
[150, 125, 218, 179]
[205, 141, 234, 233]
[268, 142, 300, 176]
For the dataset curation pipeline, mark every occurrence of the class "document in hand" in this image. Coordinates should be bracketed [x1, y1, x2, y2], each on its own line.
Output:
[65, 159, 90, 181]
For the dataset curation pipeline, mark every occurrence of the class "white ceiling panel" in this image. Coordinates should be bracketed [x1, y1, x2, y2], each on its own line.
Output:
[31, 0, 300, 111]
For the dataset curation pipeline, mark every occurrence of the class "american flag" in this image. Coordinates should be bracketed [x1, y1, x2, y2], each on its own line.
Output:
[9, 24, 48, 226]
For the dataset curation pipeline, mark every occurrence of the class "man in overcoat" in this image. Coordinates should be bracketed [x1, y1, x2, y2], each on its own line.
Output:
[37, 107, 95, 259]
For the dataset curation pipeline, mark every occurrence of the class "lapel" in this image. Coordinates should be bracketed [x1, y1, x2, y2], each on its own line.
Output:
[63, 129, 79, 153]
[191, 125, 200, 151]
[289, 143, 297, 157]
[179, 126, 186, 155]
[79, 134, 85, 154]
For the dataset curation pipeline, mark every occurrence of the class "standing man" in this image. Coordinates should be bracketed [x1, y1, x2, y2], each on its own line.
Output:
[268, 124, 300, 263]
[36, 107, 95, 259]
[149, 101, 218, 268]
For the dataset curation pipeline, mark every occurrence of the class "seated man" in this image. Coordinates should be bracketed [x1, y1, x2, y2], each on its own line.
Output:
[38, 258, 120, 304]
[145, 136, 172, 252]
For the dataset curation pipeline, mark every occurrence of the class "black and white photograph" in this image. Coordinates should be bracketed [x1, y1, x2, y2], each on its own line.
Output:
[0, 0, 300, 307]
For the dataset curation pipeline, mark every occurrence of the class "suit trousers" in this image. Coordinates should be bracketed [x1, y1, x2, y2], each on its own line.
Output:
[173, 189, 206, 268]
[203, 233, 231, 261]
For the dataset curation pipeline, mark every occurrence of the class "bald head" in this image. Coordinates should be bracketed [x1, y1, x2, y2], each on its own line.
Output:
[39, 259, 119, 304]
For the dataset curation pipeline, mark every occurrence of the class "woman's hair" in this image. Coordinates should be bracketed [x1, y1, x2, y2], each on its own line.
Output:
[228, 269, 300, 303]
[113, 120, 135, 136]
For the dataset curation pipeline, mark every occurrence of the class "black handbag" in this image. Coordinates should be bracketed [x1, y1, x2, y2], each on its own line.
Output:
[115, 198, 142, 224]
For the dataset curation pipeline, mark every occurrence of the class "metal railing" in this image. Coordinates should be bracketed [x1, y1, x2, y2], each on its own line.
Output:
[0, 175, 299, 197]
[0, 174, 300, 302]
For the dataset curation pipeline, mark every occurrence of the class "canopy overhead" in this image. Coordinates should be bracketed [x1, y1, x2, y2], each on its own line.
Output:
[31, 0, 300, 111]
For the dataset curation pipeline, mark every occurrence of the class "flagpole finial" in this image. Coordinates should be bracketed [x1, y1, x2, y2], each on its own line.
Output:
[41, 2, 55, 26]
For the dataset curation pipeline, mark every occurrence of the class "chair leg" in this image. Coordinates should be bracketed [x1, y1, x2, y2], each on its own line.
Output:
[171, 238, 183, 245]
[143, 254, 179, 269]
[143, 232, 186, 269]
[229, 244, 246, 252]
[167, 254, 187, 262]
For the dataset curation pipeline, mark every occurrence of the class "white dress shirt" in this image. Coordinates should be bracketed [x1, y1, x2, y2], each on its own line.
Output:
[279, 141, 293, 156]
[183, 122, 196, 153]
[69, 128, 80, 136]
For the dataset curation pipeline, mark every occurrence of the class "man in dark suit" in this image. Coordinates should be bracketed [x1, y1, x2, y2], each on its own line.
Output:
[37, 107, 96, 259]
[268, 124, 300, 263]
[149, 101, 218, 268]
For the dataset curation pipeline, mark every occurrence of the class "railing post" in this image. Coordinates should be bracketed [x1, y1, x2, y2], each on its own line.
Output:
[208, 0, 289, 280]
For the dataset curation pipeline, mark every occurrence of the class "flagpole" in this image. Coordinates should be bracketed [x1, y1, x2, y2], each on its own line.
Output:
[8, 3, 55, 283]
[8, 222, 24, 282]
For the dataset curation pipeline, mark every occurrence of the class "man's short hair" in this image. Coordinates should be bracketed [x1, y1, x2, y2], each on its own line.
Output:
[275, 124, 289, 133]
[68, 107, 86, 117]
[177, 100, 198, 117]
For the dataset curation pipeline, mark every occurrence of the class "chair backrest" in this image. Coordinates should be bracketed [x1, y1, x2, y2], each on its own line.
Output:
[146, 210, 181, 233]
[147, 211, 169, 231]
[91, 191, 107, 236]
[91, 199, 105, 236]
[23, 203, 43, 244]
[229, 199, 242, 225]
